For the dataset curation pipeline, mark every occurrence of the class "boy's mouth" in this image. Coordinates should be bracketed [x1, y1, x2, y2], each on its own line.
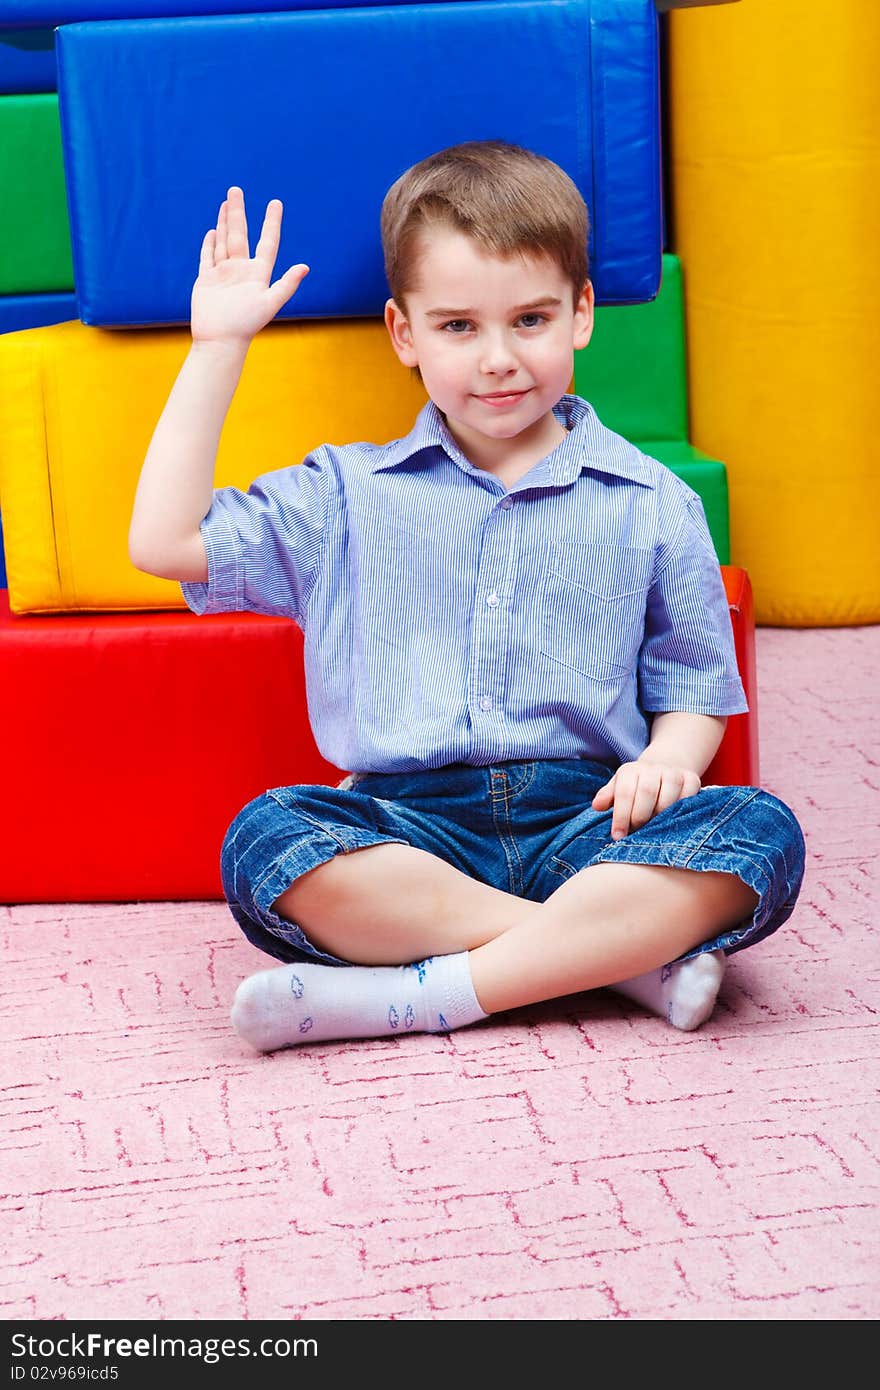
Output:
[476, 389, 530, 407]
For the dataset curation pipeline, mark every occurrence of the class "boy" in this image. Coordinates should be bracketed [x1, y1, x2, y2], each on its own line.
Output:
[130, 142, 805, 1054]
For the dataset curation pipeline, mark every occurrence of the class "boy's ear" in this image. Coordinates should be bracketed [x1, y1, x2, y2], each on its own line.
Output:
[573, 279, 595, 351]
[384, 298, 419, 368]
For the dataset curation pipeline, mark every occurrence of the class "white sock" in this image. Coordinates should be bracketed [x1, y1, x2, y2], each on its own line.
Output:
[230, 951, 488, 1053]
[609, 949, 727, 1031]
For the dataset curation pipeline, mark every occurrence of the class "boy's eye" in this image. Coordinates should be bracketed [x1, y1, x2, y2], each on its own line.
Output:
[441, 319, 472, 334]
[517, 312, 546, 328]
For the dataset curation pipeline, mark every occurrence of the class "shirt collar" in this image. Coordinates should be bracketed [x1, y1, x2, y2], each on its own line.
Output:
[370, 394, 655, 489]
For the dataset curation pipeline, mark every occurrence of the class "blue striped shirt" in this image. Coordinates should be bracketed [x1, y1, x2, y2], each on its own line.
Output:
[182, 394, 747, 773]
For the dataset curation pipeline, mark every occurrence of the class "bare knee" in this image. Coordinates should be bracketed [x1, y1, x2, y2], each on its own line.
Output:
[272, 842, 396, 920]
[554, 861, 758, 959]
[272, 843, 529, 965]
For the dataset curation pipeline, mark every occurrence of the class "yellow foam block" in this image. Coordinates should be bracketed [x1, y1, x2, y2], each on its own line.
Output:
[669, 1, 880, 625]
[0, 319, 427, 613]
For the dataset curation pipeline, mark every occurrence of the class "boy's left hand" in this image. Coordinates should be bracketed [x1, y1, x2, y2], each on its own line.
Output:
[591, 761, 701, 841]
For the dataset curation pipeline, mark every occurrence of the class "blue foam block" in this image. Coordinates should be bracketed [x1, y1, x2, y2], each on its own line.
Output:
[57, 1, 661, 326]
[0, 291, 77, 333]
[0, 27, 56, 92]
[0, 513, 6, 590]
[0, 2, 495, 29]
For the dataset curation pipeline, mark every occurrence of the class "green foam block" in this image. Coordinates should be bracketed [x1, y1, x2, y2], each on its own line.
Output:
[574, 253, 688, 441]
[0, 94, 73, 294]
[574, 254, 729, 562]
[638, 441, 730, 564]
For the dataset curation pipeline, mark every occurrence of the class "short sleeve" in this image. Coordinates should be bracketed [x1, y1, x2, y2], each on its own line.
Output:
[638, 488, 748, 716]
[180, 448, 333, 621]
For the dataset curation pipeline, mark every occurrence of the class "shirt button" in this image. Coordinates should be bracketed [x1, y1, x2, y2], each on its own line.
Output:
[479, 696, 493, 711]
[486, 591, 499, 607]
[500, 497, 514, 510]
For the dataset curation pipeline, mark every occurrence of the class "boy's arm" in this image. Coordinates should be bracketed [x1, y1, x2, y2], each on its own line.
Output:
[594, 481, 749, 840]
[128, 187, 308, 581]
[592, 711, 727, 841]
[129, 339, 248, 580]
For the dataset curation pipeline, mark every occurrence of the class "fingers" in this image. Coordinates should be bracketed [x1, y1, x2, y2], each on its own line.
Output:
[628, 770, 663, 835]
[591, 778, 615, 811]
[254, 198, 283, 271]
[211, 191, 294, 282]
[214, 198, 228, 261]
[596, 763, 702, 841]
[198, 227, 216, 274]
[225, 185, 249, 259]
[267, 262, 310, 315]
[654, 769, 699, 816]
[606, 768, 647, 841]
[593, 770, 641, 841]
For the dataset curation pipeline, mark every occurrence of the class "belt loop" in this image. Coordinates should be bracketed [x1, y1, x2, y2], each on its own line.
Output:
[489, 767, 507, 801]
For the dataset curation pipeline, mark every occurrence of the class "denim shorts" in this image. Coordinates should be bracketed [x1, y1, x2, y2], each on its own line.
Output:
[219, 758, 806, 969]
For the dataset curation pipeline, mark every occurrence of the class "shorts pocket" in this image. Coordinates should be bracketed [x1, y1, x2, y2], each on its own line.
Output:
[540, 542, 652, 680]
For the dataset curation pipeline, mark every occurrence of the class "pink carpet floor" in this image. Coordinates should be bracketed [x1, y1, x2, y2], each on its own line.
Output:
[2, 626, 878, 1322]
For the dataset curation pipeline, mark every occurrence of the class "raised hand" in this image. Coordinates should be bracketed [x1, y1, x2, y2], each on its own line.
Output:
[191, 186, 309, 349]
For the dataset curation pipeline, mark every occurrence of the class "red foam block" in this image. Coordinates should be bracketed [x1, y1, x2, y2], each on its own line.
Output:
[0, 595, 340, 902]
[704, 564, 759, 788]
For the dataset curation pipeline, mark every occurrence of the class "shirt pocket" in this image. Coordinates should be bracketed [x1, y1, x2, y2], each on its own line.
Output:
[540, 542, 653, 681]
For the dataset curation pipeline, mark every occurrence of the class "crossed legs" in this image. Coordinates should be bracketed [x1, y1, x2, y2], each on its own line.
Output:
[230, 842, 758, 1051]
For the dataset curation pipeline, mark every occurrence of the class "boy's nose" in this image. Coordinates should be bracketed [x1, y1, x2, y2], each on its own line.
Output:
[479, 335, 517, 374]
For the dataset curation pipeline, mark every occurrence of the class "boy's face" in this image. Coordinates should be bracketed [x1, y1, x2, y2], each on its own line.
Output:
[385, 226, 594, 467]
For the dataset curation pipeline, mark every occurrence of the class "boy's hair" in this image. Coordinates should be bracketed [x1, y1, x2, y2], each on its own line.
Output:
[381, 140, 590, 308]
